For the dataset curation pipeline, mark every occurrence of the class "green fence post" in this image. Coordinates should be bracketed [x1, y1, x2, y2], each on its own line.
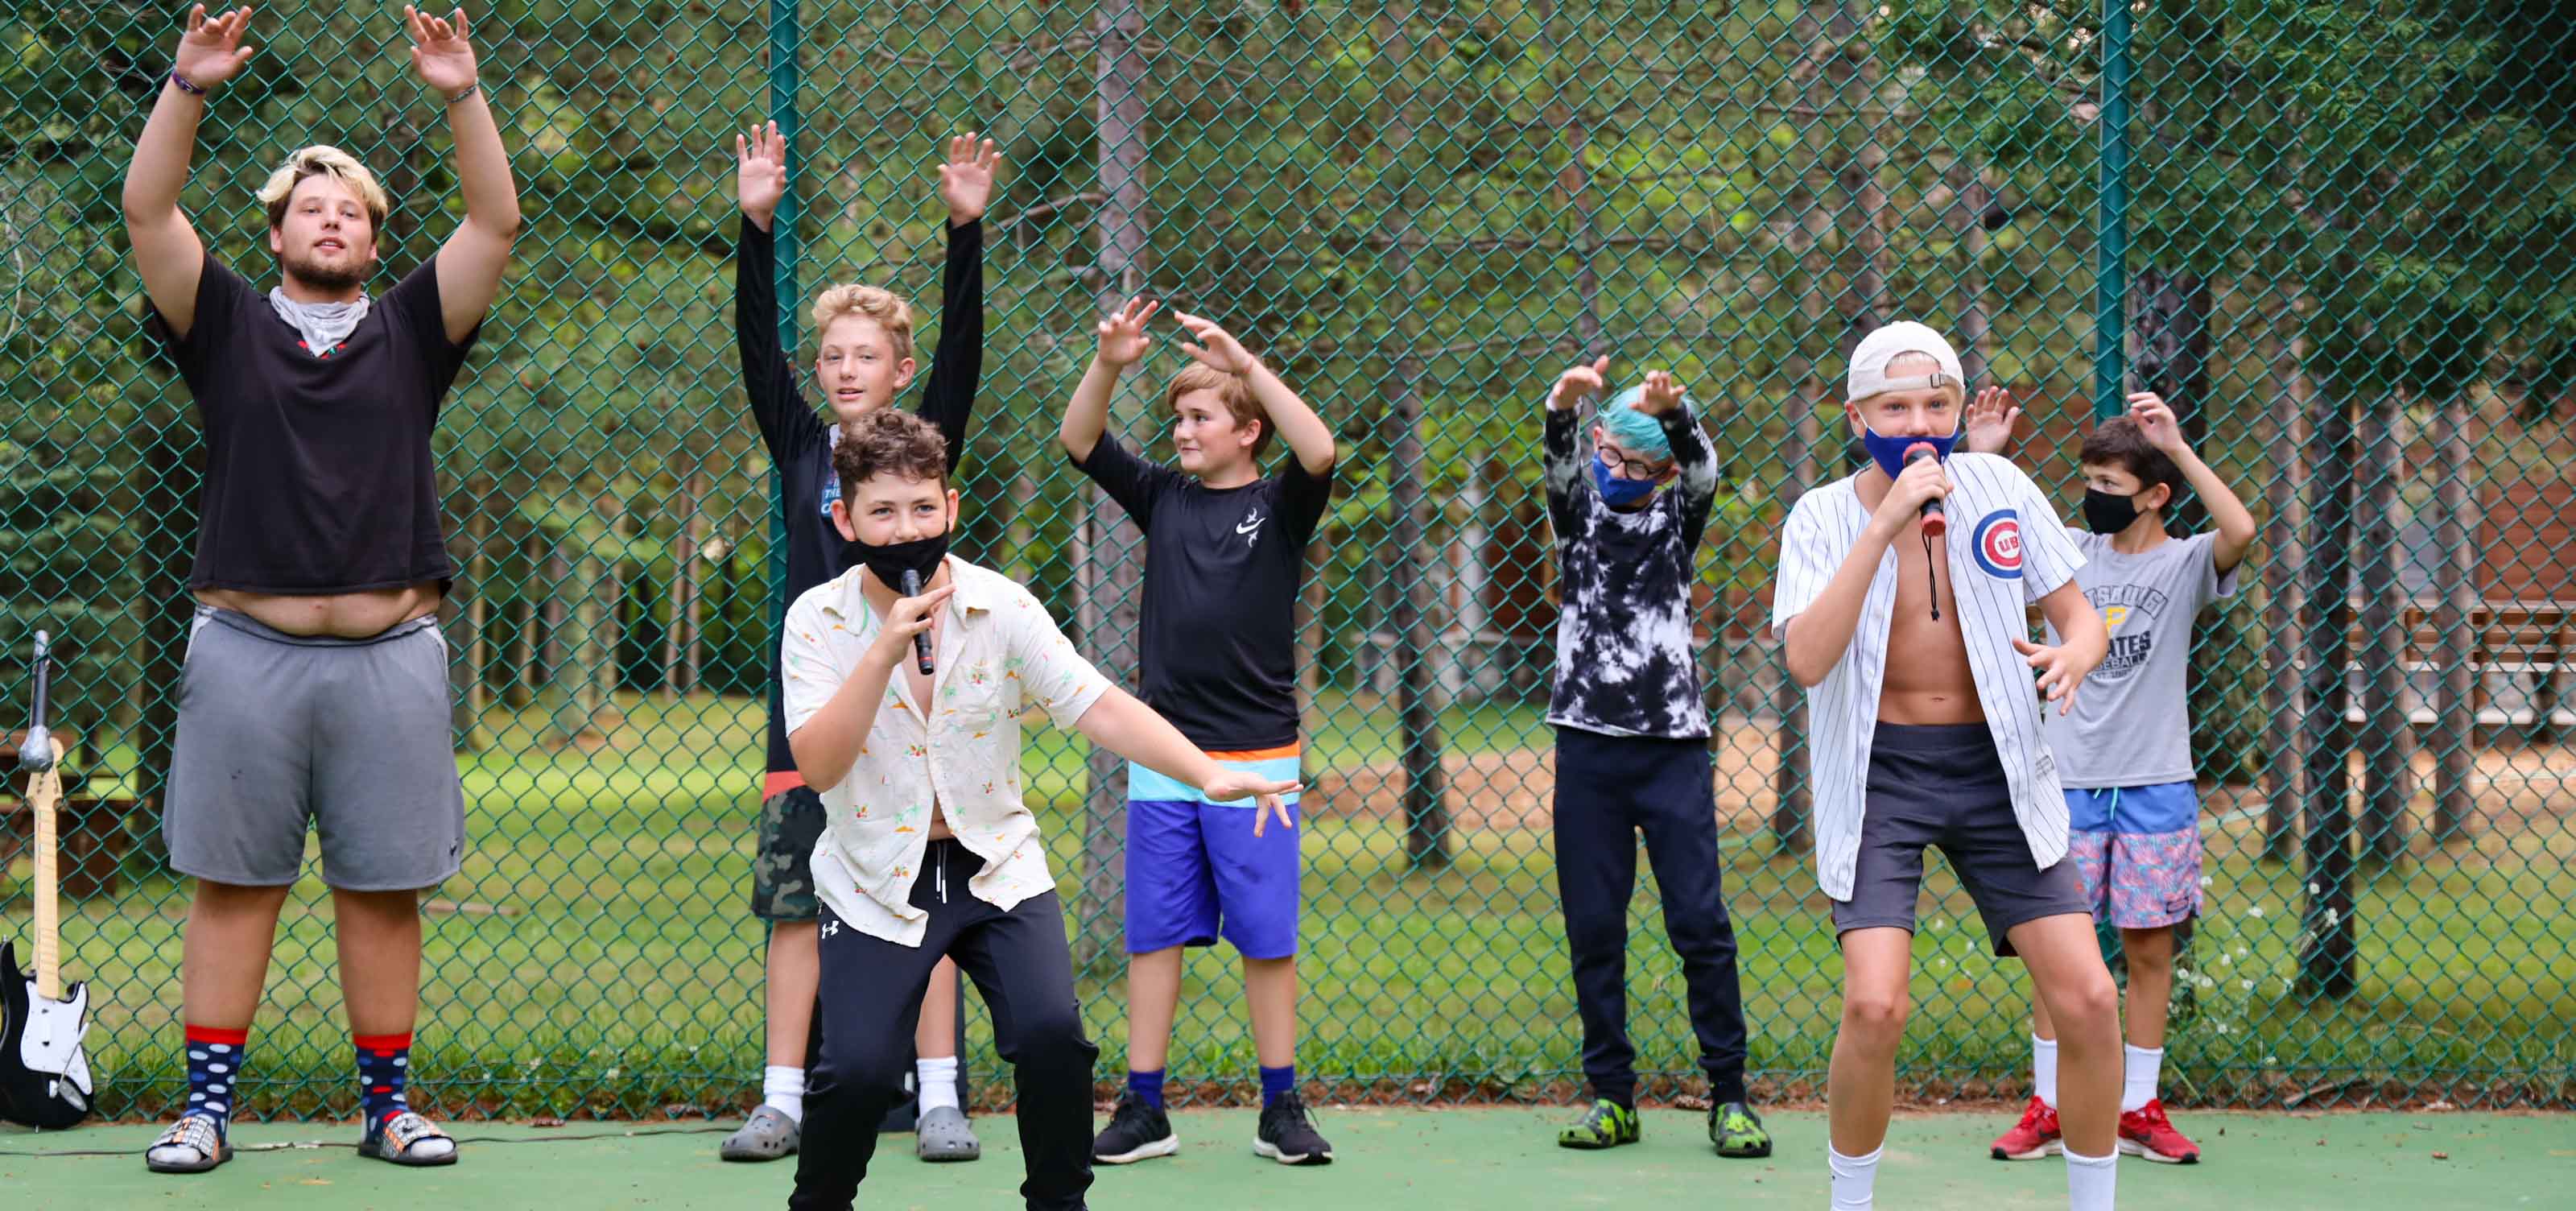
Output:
[2091, 0, 2132, 421]
[766, 0, 799, 641]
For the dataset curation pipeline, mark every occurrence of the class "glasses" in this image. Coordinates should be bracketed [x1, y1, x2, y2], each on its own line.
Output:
[1594, 444, 1672, 481]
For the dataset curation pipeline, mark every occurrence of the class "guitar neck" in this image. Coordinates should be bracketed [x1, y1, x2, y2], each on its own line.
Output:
[28, 763, 61, 1002]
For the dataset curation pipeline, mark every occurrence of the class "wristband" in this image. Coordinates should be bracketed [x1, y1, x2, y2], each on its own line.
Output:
[169, 68, 207, 97]
[444, 83, 481, 105]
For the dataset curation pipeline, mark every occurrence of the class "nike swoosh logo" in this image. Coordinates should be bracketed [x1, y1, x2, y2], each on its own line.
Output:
[1236, 519, 1262, 535]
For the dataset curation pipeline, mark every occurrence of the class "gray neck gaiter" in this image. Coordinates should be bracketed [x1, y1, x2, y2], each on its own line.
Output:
[267, 288, 371, 355]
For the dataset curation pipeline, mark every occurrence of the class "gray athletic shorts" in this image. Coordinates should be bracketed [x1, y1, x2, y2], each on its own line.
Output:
[1831, 722, 2090, 957]
[163, 606, 466, 891]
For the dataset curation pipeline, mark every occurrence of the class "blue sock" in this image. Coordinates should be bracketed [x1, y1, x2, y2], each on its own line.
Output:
[354, 1032, 415, 1128]
[182, 1023, 247, 1136]
[1127, 1068, 1166, 1110]
[1261, 1064, 1296, 1107]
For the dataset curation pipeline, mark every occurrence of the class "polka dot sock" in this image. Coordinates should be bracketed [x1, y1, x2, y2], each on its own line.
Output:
[182, 1023, 247, 1137]
[354, 1032, 415, 1127]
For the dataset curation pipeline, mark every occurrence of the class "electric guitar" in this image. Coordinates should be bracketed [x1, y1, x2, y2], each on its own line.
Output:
[2, 630, 96, 1128]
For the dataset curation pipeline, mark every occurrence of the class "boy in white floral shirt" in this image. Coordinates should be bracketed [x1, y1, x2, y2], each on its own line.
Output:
[779, 410, 1295, 1211]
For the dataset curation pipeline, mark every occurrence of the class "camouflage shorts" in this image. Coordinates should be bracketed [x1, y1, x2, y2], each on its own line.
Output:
[752, 784, 827, 922]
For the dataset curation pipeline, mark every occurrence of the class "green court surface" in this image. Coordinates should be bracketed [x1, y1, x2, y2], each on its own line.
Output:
[5, 1108, 2564, 1209]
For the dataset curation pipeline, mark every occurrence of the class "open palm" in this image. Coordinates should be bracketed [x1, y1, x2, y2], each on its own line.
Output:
[737, 121, 787, 225]
[405, 6, 479, 94]
[174, 5, 258, 89]
[1097, 296, 1158, 367]
[938, 133, 1001, 224]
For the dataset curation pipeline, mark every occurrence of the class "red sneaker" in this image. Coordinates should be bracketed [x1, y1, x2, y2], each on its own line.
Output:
[1989, 1095, 2063, 1160]
[2118, 1098, 2201, 1163]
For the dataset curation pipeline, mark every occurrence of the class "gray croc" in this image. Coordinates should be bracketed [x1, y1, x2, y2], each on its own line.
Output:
[916, 1105, 981, 1162]
[720, 1104, 801, 1162]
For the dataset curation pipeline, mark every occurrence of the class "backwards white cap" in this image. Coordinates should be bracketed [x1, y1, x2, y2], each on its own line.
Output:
[1845, 320, 1966, 403]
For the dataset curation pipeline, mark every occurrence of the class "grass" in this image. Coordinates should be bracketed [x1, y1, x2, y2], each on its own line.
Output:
[10, 690, 2575, 1121]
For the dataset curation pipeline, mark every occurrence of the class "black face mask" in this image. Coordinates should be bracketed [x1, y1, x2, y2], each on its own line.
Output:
[851, 531, 950, 592]
[2082, 487, 2143, 535]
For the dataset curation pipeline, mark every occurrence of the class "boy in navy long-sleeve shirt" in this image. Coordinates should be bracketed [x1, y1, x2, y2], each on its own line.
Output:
[720, 122, 998, 1165]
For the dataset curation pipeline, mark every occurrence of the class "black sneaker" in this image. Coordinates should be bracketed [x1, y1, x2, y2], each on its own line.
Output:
[1092, 1090, 1179, 1164]
[1253, 1090, 1334, 1166]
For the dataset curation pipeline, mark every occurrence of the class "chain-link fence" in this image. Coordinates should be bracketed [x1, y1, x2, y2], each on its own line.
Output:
[6, 2, 2574, 1122]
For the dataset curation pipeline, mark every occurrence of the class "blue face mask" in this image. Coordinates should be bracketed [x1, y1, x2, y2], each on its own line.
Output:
[1859, 422, 1960, 479]
[1591, 454, 1658, 506]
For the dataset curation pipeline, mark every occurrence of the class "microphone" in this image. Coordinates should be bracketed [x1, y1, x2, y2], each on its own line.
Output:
[1905, 445, 1946, 538]
[900, 569, 935, 675]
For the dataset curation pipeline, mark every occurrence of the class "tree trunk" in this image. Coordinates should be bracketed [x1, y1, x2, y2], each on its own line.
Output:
[2296, 378, 2359, 998]
[687, 469, 708, 696]
[509, 523, 538, 710]
[134, 413, 199, 848]
[666, 465, 700, 701]
[459, 479, 492, 751]
[2429, 391, 2475, 841]
[1769, 0, 1878, 853]
[2355, 391, 2409, 860]
[2256, 285, 2310, 860]
[1382, 0, 1449, 870]
[1071, 0, 1151, 969]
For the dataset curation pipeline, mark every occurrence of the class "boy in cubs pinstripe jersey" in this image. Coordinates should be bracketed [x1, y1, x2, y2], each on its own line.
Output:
[1772, 322, 2123, 1210]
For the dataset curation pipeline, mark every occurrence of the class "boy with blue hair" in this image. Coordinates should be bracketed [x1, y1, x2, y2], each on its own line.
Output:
[1538, 358, 1769, 1158]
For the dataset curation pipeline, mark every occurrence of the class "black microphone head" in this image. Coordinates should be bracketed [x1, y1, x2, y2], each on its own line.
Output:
[901, 568, 923, 596]
[1905, 444, 1938, 466]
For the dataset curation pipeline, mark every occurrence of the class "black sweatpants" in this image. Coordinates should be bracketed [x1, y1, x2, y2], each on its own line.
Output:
[1551, 726, 1752, 1106]
[789, 841, 1097, 1211]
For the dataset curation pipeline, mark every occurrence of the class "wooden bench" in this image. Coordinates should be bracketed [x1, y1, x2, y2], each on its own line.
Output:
[2331, 601, 2572, 732]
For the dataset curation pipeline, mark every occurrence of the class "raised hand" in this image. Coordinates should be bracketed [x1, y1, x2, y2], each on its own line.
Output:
[1174, 312, 1257, 375]
[937, 132, 1001, 225]
[1547, 355, 1611, 411]
[1964, 385, 2020, 454]
[173, 5, 258, 90]
[1637, 368, 1686, 415]
[2127, 391, 2186, 454]
[2013, 635, 2097, 717]
[737, 121, 788, 228]
[1199, 769, 1302, 837]
[1096, 296, 1158, 368]
[404, 6, 479, 96]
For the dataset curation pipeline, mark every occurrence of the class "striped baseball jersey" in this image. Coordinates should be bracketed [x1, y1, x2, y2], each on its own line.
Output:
[1770, 453, 2088, 901]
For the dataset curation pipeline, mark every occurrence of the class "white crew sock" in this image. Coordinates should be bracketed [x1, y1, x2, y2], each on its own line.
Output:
[2065, 1145, 2118, 1210]
[2034, 1034, 2061, 1109]
[2120, 1044, 2162, 1113]
[1828, 1143, 1882, 1210]
[917, 1056, 961, 1114]
[762, 1064, 807, 1125]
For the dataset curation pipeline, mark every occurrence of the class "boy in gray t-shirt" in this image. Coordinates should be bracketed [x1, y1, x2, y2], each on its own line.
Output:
[1965, 391, 2256, 1167]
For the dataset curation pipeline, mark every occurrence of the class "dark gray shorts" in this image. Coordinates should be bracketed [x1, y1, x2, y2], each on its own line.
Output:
[163, 607, 466, 891]
[1831, 722, 2089, 957]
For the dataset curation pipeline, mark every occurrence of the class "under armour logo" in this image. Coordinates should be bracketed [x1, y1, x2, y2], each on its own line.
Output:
[819, 920, 840, 940]
[1236, 507, 1267, 546]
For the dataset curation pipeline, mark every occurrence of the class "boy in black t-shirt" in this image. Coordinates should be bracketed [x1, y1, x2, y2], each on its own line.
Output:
[721, 122, 999, 1165]
[1059, 299, 1340, 1168]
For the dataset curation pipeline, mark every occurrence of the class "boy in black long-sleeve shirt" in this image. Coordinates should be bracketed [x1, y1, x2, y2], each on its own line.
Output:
[1538, 359, 1769, 1159]
[720, 122, 1000, 1166]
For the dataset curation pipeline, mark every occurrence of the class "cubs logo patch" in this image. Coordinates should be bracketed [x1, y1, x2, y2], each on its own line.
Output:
[1971, 510, 2023, 579]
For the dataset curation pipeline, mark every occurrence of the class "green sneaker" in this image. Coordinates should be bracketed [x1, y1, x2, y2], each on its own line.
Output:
[1556, 1099, 1641, 1150]
[1708, 1101, 1773, 1158]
